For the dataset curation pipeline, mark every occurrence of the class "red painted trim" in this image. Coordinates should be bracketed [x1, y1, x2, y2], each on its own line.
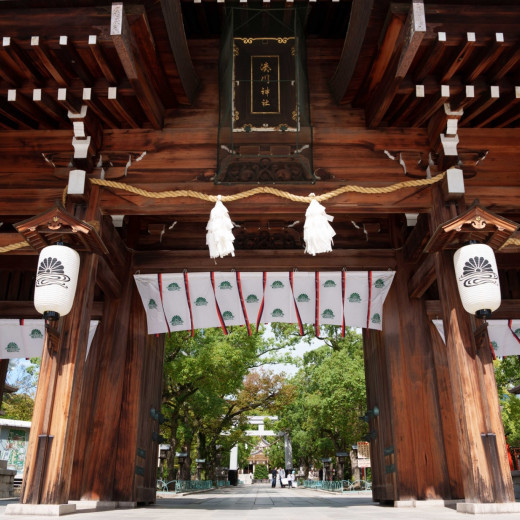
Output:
[184, 272, 194, 337]
[211, 272, 228, 335]
[236, 272, 251, 336]
[290, 271, 304, 336]
[256, 272, 267, 332]
[158, 273, 171, 335]
[315, 271, 320, 337]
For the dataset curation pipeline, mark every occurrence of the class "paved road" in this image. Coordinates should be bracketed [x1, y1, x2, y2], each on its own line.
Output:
[0, 484, 518, 519]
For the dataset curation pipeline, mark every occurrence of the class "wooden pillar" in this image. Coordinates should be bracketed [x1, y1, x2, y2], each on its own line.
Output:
[366, 255, 453, 502]
[20, 252, 97, 504]
[434, 250, 514, 503]
[113, 286, 164, 503]
[429, 184, 514, 504]
[69, 271, 135, 501]
[0, 359, 10, 411]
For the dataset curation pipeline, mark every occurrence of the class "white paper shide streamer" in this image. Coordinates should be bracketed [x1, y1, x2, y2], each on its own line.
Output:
[206, 195, 235, 259]
[303, 195, 336, 255]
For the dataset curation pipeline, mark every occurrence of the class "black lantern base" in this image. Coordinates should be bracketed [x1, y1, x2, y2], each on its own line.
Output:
[475, 309, 492, 320]
[43, 311, 60, 323]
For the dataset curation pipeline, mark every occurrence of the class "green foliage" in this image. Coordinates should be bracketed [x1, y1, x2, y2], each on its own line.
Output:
[253, 463, 268, 480]
[275, 326, 367, 474]
[494, 357, 520, 447]
[2, 393, 34, 421]
[160, 326, 294, 480]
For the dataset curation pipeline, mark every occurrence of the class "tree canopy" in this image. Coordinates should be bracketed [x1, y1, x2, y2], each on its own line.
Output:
[268, 326, 367, 479]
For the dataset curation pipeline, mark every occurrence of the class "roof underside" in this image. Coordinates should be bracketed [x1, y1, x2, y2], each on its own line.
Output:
[0, 0, 519, 286]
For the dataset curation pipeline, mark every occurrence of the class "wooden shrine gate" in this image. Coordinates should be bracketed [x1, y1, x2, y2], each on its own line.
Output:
[0, 0, 520, 514]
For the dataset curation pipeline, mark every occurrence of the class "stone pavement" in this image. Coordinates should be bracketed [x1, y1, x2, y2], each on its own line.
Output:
[0, 484, 519, 520]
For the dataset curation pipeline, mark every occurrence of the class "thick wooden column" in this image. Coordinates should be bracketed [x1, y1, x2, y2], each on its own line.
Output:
[434, 250, 514, 503]
[366, 255, 453, 502]
[20, 252, 97, 504]
[113, 286, 164, 503]
[69, 271, 135, 501]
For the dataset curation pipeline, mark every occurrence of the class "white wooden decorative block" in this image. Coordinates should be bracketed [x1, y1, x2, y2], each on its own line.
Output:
[68, 169, 87, 195]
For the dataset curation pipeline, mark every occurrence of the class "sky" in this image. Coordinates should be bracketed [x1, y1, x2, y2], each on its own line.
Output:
[259, 325, 324, 376]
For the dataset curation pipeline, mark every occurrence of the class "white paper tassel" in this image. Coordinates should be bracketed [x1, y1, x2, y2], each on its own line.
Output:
[206, 195, 235, 258]
[303, 195, 336, 255]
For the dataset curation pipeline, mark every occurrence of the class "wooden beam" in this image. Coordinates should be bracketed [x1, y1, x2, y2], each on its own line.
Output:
[459, 86, 501, 127]
[412, 86, 450, 128]
[88, 35, 118, 85]
[110, 2, 164, 129]
[57, 36, 94, 86]
[160, 0, 200, 105]
[32, 89, 68, 125]
[440, 32, 477, 83]
[427, 299, 520, 320]
[1, 37, 42, 84]
[490, 43, 520, 82]
[476, 87, 520, 127]
[56, 88, 82, 114]
[0, 300, 104, 320]
[414, 32, 447, 82]
[0, 98, 35, 129]
[132, 249, 397, 273]
[408, 253, 436, 299]
[7, 90, 57, 129]
[366, 1, 426, 128]
[30, 36, 69, 87]
[329, 0, 374, 104]
[467, 33, 508, 83]
[131, 8, 175, 108]
[101, 86, 140, 129]
[81, 87, 121, 129]
[403, 213, 430, 263]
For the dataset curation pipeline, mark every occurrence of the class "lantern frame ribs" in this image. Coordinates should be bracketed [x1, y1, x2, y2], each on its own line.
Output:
[424, 204, 518, 253]
[14, 204, 109, 255]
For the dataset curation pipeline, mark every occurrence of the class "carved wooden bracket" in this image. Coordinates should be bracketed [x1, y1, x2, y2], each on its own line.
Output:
[14, 204, 109, 255]
[424, 204, 518, 253]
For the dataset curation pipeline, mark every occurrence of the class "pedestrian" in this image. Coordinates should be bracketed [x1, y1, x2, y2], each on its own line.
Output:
[271, 467, 277, 488]
[288, 470, 295, 488]
[279, 467, 285, 487]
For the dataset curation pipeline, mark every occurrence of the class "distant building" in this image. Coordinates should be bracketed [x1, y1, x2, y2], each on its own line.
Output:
[0, 419, 31, 482]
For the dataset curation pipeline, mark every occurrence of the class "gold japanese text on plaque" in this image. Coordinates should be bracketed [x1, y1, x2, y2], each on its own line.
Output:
[251, 56, 280, 114]
[233, 37, 295, 132]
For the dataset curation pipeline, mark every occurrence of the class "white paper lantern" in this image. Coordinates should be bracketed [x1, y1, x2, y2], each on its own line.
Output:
[453, 243, 501, 319]
[34, 244, 80, 319]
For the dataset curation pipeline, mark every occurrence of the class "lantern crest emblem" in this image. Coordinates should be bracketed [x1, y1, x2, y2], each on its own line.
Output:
[297, 293, 310, 302]
[219, 281, 233, 290]
[323, 280, 336, 288]
[36, 257, 70, 288]
[167, 283, 181, 291]
[459, 256, 498, 287]
[246, 294, 258, 303]
[271, 308, 284, 317]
